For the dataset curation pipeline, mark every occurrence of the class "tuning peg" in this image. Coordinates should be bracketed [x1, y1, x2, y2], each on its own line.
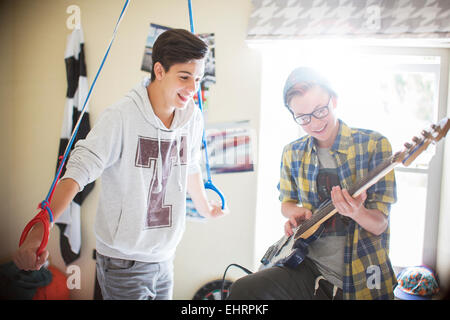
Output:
[421, 130, 431, 138]
[392, 151, 404, 163]
[412, 136, 422, 144]
[404, 142, 413, 149]
[431, 124, 439, 131]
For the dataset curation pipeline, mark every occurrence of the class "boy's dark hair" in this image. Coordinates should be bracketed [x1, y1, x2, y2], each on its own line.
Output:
[151, 29, 208, 81]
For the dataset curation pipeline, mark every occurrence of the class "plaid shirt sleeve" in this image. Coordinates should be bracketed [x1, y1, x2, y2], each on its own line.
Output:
[365, 135, 397, 216]
[278, 144, 300, 203]
[345, 129, 398, 300]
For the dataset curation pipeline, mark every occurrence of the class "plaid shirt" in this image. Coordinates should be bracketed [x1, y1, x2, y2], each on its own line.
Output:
[278, 120, 397, 300]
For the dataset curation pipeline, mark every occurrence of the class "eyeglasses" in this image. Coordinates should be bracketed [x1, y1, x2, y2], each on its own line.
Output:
[293, 98, 331, 126]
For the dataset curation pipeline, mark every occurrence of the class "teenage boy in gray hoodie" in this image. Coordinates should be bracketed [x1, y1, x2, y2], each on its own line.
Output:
[13, 29, 227, 299]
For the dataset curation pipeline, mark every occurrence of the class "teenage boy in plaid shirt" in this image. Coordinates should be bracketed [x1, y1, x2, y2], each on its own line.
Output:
[228, 67, 397, 300]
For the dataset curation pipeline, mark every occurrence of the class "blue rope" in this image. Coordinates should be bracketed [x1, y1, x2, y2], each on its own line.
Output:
[187, 0, 195, 35]
[187, 0, 225, 209]
[44, 0, 130, 207]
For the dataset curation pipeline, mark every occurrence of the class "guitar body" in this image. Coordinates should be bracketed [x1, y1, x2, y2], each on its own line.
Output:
[259, 224, 324, 271]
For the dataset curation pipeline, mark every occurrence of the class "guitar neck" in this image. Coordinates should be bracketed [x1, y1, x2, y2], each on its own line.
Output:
[295, 156, 398, 238]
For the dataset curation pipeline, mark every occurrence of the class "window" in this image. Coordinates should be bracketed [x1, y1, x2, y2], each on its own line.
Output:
[253, 41, 448, 269]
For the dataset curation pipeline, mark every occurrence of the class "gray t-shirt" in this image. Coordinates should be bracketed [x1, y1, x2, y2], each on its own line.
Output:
[307, 147, 347, 289]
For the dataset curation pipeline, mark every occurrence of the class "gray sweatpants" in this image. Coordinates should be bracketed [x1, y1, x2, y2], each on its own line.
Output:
[96, 252, 174, 300]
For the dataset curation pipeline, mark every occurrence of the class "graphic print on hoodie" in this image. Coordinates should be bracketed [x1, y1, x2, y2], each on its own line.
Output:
[135, 135, 187, 229]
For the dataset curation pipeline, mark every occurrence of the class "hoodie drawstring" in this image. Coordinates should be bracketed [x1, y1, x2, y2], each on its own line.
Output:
[156, 128, 163, 193]
[155, 127, 183, 193]
[176, 130, 182, 192]
[332, 285, 338, 300]
[313, 275, 339, 300]
[313, 275, 325, 296]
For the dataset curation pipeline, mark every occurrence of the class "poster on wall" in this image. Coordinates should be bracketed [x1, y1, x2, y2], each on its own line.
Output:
[186, 197, 205, 221]
[141, 23, 170, 73]
[196, 32, 216, 90]
[203, 120, 255, 175]
[186, 121, 255, 221]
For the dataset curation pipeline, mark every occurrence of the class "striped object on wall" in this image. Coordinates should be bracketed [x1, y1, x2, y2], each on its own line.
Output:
[56, 26, 94, 265]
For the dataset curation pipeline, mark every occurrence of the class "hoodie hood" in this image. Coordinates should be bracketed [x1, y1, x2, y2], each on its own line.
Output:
[127, 76, 197, 193]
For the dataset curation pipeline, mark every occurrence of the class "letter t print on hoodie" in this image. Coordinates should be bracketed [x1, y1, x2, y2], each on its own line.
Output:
[135, 135, 187, 229]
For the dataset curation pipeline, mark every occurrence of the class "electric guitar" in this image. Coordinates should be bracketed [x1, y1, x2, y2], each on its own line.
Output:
[260, 117, 450, 270]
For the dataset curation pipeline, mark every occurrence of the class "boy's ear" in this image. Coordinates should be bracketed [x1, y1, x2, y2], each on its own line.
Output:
[331, 96, 338, 109]
[153, 62, 165, 80]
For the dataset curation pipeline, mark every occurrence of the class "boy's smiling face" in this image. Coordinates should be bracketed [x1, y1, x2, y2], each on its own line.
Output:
[289, 85, 339, 148]
[156, 58, 205, 109]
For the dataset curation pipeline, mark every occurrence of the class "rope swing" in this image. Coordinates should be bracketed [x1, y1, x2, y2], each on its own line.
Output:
[187, 0, 226, 209]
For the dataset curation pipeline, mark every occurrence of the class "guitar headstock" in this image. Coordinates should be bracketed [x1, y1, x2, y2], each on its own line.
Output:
[393, 117, 450, 167]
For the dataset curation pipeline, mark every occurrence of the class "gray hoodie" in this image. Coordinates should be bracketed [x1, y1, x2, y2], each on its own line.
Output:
[62, 77, 204, 262]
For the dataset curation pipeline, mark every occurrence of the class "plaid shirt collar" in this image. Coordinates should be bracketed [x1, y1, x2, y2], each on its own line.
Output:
[306, 119, 352, 156]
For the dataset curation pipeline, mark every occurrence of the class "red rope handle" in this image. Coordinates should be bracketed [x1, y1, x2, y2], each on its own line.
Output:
[19, 210, 50, 257]
[18, 156, 62, 257]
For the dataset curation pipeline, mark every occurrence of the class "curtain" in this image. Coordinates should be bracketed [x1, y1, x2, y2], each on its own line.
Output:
[247, 0, 450, 41]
